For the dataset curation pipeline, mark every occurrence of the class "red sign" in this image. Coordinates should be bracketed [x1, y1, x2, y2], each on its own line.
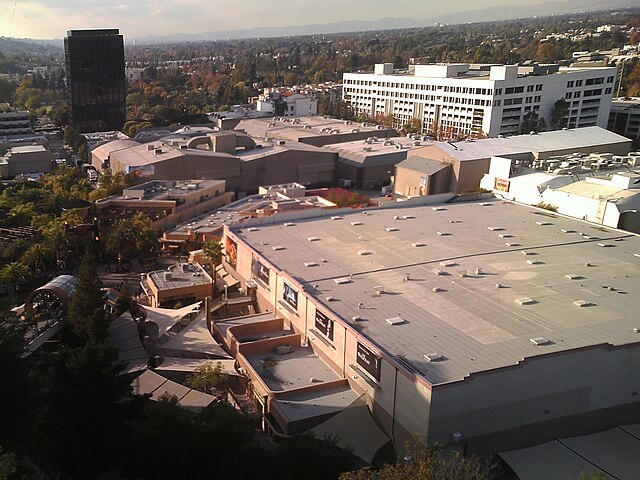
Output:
[494, 178, 510, 192]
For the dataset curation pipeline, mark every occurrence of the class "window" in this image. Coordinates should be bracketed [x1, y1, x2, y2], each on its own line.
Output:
[534, 95, 541, 102]
[565, 92, 573, 99]
[514, 86, 524, 93]
[567, 80, 574, 88]
[283, 282, 298, 309]
[526, 96, 533, 103]
[576, 80, 583, 87]
[495, 88, 502, 95]
[527, 85, 534, 92]
[535, 84, 543, 91]
[314, 309, 334, 342]
[505, 87, 514, 94]
[605, 87, 612, 94]
[607, 76, 614, 83]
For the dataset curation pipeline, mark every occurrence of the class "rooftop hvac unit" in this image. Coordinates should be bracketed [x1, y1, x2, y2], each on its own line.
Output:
[164, 272, 172, 280]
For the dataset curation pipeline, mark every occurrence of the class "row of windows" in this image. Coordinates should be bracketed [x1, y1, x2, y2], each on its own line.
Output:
[345, 82, 493, 95]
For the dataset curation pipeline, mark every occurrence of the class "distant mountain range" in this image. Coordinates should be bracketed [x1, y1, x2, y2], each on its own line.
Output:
[2, 0, 638, 49]
[132, 0, 640, 44]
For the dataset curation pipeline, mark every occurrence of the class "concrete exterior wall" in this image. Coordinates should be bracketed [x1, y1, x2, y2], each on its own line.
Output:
[429, 344, 640, 453]
[240, 149, 336, 191]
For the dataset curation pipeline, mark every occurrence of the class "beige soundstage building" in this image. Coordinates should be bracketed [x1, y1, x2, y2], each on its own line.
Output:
[218, 197, 640, 457]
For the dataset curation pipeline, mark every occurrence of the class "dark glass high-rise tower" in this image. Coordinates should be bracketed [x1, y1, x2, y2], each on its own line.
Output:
[64, 29, 126, 132]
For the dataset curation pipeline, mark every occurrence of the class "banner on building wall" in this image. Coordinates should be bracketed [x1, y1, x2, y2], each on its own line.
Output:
[494, 178, 510, 193]
[251, 256, 270, 286]
[225, 236, 238, 268]
[419, 175, 427, 196]
[315, 309, 334, 341]
[283, 282, 298, 310]
[356, 341, 381, 381]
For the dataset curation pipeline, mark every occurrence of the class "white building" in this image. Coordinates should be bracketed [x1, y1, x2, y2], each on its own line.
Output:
[342, 63, 616, 140]
[257, 90, 317, 117]
[480, 152, 640, 233]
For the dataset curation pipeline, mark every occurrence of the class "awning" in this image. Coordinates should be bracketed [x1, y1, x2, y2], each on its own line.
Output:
[130, 369, 216, 410]
[500, 426, 640, 480]
[107, 314, 148, 372]
[310, 395, 390, 463]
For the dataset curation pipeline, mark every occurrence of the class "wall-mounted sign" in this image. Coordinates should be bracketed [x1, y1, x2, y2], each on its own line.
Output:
[494, 177, 510, 193]
[225, 236, 238, 268]
[315, 309, 334, 341]
[356, 341, 381, 381]
[283, 282, 298, 310]
[251, 256, 270, 286]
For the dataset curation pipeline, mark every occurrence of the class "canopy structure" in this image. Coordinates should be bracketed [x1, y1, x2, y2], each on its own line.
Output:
[143, 302, 202, 341]
[310, 395, 390, 463]
[131, 369, 217, 411]
[158, 312, 230, 359]
[500, 426, 640, 480]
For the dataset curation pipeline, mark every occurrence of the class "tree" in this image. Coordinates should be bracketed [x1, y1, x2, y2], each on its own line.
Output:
[520, 111, 540, 134]
[340, 440, 494, 480]
[20, 242, 54, 275]
[0, 262, 31, 304]
[67, 250, 106, 342]
[202, 240, 224, 298]
[400, 117, 422, 135]
[186, 361, 229, 392]
[550, 98, 569, 130]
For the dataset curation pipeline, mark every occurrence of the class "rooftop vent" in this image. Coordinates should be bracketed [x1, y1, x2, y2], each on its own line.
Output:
[526, 259, 543, 265]
[273, 246, 285, 251]
[331, 216, 342, 220]
[351, 221, 363, 226]
[530, 337, 550, 346]
[488, 226, 504, 231]
[499, 233, 513, 238]
[597, 242, 613, 248]
[436, 231, 450, 236]
[385, 227, 399, 232]
[536, 221, 553, 226]
[334, 277, 351, 284]
[505, 242, 521, 247]
[432, 268, 444, 276]
[247, 227, 259, 232]
[424, 353, 445, 362]
[325, 296, 336, 302]
[304, 262, 318, 267]
[402, 215, 415, 219]
[515, 297, 536, 305]
[412, 242, 426, 247]
[521, 251, 535, 255]
[478, 202, 491, 207]
[561, 229, 576, 233]
[385, 316, 405, 326]
[358, 250, 372, 256]
[573, 300, 594, 307]
[440, 261, 457, 267]
[432, 287, 444, 292]
[432, 207, 446, 211]
[374, 285, 385, 294]
[565, 274, 582, 280]
[307, 236, 320, 242]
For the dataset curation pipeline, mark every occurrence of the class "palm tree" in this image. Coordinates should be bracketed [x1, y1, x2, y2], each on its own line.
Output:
[202, 240, 224, 298]
[21, 243, 54, 275]
[0, 262, 31, 305]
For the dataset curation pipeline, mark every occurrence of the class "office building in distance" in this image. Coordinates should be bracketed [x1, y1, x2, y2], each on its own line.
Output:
[64, 29, 126, 132]
[343, 63, 616, 139]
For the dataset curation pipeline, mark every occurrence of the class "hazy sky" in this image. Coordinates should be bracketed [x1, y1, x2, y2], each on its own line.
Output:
[2, 0, 552, 39]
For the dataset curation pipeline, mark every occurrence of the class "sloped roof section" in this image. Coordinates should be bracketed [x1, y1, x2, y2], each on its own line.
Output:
[310, 395, 389, 463]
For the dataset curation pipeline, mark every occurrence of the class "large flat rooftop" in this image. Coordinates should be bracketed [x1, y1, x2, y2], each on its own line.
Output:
[233, 198, 640, 385]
